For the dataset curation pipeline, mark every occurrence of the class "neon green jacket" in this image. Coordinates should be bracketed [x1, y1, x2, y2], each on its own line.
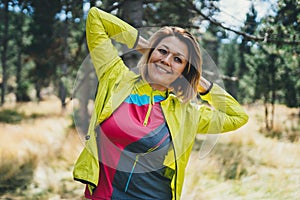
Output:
[73, 7, 249, 200]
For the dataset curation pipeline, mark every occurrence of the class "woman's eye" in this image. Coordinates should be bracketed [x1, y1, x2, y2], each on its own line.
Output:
[174, 57, 182, 63]
[158, 49, 167, 55]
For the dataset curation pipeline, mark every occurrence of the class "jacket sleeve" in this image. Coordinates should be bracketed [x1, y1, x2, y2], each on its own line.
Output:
[197, 84, 249, 134]
[86, 7, 139, 79]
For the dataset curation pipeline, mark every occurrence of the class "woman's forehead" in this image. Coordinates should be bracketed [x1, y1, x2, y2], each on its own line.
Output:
[156, 36, 188, 58]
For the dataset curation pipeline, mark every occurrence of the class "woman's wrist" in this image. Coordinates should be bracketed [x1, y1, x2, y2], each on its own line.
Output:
[197, 77, 213, 95]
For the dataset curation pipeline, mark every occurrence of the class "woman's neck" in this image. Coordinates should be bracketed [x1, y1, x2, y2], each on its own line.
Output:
[149, 83, 167, 91]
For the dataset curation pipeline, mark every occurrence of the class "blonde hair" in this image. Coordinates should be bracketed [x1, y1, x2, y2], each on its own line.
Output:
[138, 26, 202, 102]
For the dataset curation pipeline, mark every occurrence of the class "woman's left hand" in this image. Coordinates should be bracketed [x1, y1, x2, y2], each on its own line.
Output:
[136, 36, 149, 54]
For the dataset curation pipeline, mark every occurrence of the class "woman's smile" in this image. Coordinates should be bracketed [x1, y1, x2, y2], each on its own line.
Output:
[154, 64, 172, 74]
[147, 36, 188, 91]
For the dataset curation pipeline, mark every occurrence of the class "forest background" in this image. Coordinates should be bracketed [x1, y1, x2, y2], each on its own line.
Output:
[0, 0, 299, 199]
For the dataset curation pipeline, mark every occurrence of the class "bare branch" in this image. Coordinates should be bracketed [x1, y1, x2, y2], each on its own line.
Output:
[187, 0, 300, 45]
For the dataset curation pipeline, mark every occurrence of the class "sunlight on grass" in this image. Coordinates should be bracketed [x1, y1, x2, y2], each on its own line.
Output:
[182, 104, 300, 200]
[1, 96, 299, 199]
[0, 96, 85, 199]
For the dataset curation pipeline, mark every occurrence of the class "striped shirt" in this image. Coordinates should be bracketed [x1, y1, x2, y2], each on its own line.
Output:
[85, 81, 173, 200]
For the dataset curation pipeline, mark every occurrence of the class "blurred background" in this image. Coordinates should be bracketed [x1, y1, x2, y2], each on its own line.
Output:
[0, 0, 299, 199]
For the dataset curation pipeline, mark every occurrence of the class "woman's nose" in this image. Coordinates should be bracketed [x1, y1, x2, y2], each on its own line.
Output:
[161, 54, 172, 66]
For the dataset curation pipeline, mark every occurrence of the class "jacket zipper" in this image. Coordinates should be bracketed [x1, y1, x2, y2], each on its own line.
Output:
[143, 91, 154, 126]
[124, 132, 169, 193]
[124, 154, 139, 192]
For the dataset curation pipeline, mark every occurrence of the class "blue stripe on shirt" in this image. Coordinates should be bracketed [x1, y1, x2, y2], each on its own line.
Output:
[124, 94, 165, 106]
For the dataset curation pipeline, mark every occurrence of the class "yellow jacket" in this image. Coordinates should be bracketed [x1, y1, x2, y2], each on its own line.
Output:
[73, 7, 249, 200]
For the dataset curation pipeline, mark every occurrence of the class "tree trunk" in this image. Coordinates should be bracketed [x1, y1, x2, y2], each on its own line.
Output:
[59, 6, 69, 110]
[15, 8, 30, 102]
[1, 0, 9, 105]
[16, 47, 24, 101]
[35, 81, 41, 101]
[264, 89, 271, 131]
[118, 0, 143, 68]
[264, 102, 270, 131]
[269, 55, 276, 130]
[90, 0, 96, 7]
[59, 72, 67, 108]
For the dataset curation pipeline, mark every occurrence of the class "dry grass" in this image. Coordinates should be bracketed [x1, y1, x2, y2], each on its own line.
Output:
[182, 103, 300, 200]
[0, 97, 299, 199]
[0, 96, 85, 199]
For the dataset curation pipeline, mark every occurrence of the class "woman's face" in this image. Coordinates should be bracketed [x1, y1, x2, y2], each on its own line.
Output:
[147, 36, 188, 91]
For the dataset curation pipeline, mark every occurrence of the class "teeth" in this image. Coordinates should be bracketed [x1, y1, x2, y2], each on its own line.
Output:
[156, 65, 169, 73]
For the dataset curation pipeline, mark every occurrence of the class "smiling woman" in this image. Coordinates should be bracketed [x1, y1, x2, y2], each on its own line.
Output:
[138, 26, 203, 102]
[73, 7, 248, 200]
[147, 36, 188, 90]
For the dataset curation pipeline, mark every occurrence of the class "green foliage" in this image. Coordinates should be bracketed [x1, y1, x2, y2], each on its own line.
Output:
[25, 0, 61, 99]
[219, 43, 239, 98]
[0, 109, 24, 123]
[0, 0, 299, 110]
[16, 81, 31, 102]
[255, 0, 300, 107]
[144, 0, 195, 27]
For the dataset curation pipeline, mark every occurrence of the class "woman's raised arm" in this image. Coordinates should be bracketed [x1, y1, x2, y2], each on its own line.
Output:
[86, 7, 139, 78]
[197, 83, 249, 134]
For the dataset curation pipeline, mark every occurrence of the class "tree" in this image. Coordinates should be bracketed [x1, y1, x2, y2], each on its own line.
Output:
[0, 0, 9, 105]
[220, 43, 238, 98]
[252, 51, 282, 130]
[272, 0, 300, 108]
[69, 0, 96, 133]
[26, 0, 61, 100]
[12, 0, 32, 102]
[251, 0, 300, 129]
[118, 0, 143, 68]
[144, 0, 195, 28]
[237, 3, 258, 102]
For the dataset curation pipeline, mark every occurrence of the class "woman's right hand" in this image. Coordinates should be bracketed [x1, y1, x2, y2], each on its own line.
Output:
[197, 76, 213, 94]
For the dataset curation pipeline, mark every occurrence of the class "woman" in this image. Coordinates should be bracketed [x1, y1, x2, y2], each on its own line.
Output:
[73, 7, 248, 200]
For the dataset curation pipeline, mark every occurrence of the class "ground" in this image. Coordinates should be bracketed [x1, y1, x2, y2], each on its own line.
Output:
[0, 96, 299, 199]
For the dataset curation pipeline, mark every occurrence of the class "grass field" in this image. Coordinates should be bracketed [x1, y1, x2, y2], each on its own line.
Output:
[182, 104, 300, 200]
[0, 96, 299, 199]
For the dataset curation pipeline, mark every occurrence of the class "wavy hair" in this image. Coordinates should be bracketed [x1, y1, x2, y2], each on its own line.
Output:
[138, 26, 202, 102]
